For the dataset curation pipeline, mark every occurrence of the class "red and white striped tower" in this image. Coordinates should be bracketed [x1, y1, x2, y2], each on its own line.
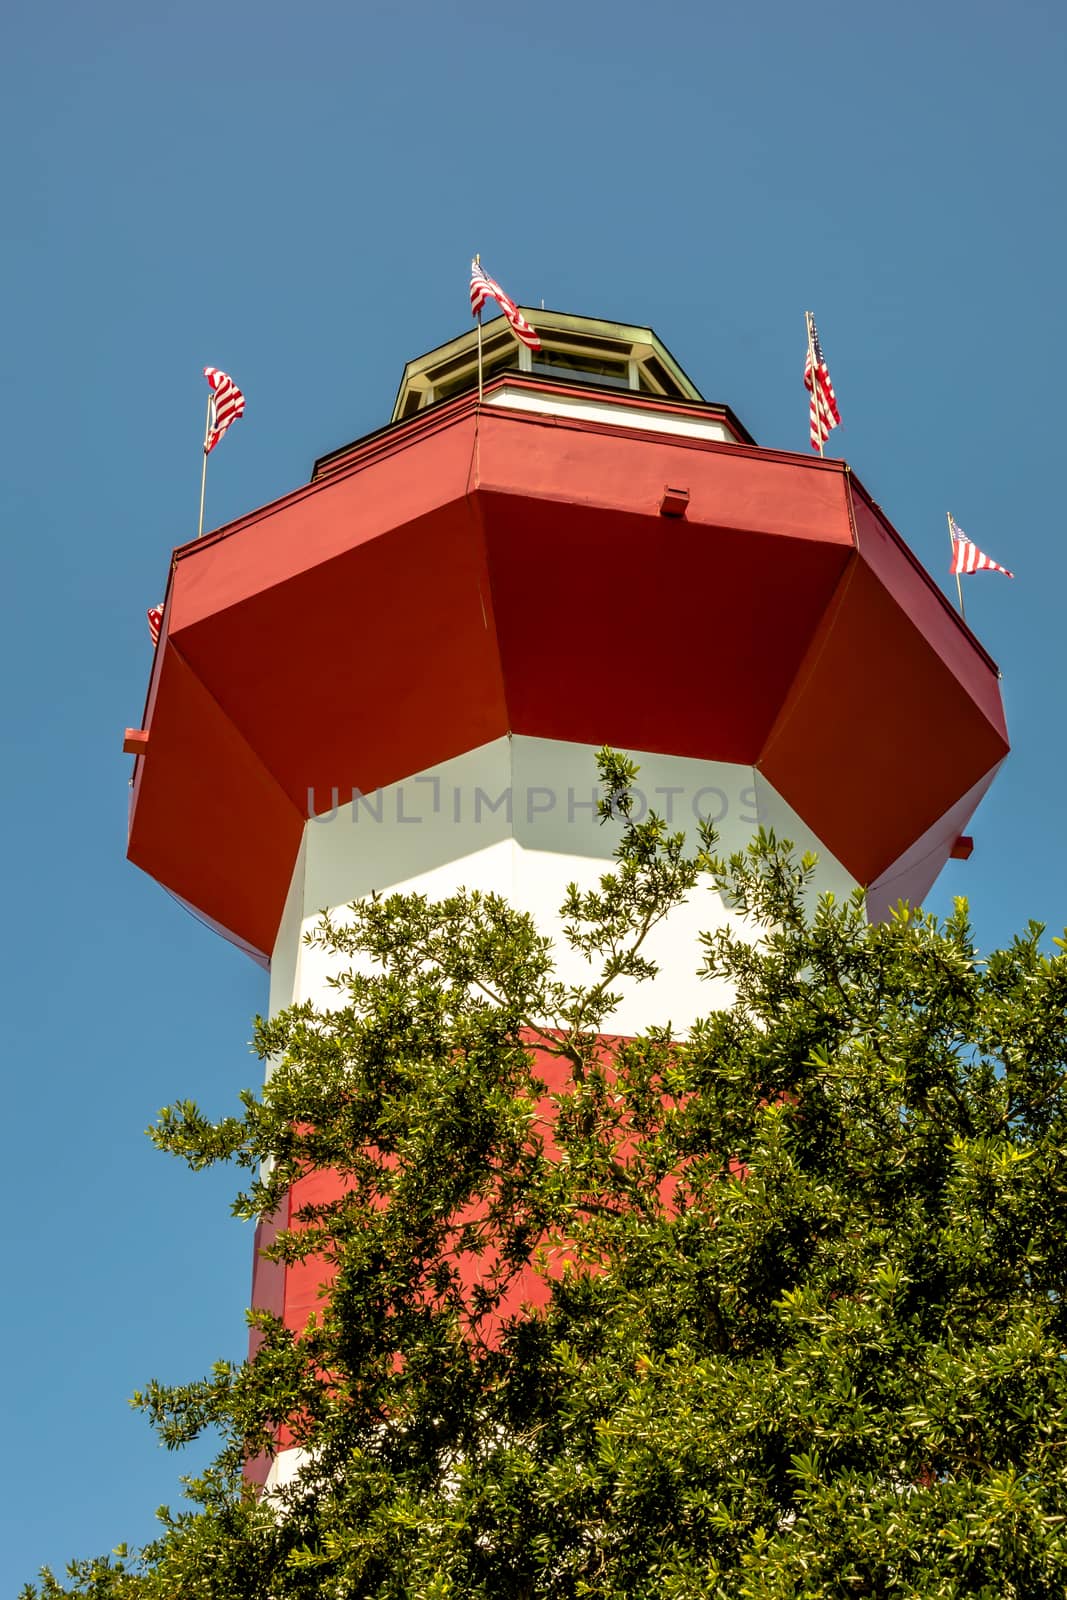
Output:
[126, 310, 1009, 1490]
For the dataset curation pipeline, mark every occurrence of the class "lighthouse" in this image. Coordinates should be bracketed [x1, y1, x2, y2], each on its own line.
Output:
[126, 307, 1009, 1489]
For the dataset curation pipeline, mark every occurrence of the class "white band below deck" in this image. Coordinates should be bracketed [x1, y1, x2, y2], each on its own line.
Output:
[270, 737, 855, 1039]
[485, 384, 738, 443]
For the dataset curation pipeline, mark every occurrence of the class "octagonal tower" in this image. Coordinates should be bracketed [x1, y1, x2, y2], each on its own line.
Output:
[126, 308, 1009, 1487]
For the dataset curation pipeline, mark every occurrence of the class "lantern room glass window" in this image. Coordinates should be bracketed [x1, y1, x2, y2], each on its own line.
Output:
[528, 348, 631, 389]
[391, 315, 700, 420]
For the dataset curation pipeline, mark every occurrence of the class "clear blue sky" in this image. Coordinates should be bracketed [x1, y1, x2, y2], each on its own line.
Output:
[3, 0, 1063, 1586]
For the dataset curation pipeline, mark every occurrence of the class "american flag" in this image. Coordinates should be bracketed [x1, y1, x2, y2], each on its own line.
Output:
[469, 261, 541, 351]
[804, 315, 841, 451]
[949, 515, 1014, 579]
[203, 367, 245, 454]
[147, 604, 164, 646]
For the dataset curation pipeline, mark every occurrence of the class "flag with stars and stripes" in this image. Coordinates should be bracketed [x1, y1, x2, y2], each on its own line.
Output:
[203, 367, 245, 454]
[147, 604, 164, 646]
[949, 515, 1014, 579]
[469, 261, 541, 351]
[804, 315, 841, 451]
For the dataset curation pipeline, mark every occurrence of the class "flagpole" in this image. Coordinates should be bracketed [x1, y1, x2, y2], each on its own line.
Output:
[475, 252, 484, 404]
[805, 311, 823, 458]
[197, 392, 211, 539]
[947, 511, 966, 621]
[477, 314, 483, 403]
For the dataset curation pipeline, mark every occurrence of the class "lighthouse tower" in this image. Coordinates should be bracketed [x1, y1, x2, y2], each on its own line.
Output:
[126, 309, 1009, 1487]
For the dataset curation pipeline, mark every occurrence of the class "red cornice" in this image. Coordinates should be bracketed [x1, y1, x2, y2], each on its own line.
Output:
[127, 394, 1009, 961]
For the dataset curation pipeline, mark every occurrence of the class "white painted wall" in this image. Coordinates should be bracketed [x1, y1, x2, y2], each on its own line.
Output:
[485, 385, 737, 443]
[272, 737, 856, 1036]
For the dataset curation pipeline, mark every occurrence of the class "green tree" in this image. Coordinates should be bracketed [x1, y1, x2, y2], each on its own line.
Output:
[26, 753, 1067, 1599]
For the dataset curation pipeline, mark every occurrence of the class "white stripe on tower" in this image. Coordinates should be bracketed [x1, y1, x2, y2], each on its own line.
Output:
[271, 736, 856, 1029]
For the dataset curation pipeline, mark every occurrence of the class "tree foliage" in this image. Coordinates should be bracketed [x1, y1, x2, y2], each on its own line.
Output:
[26, 752, 1067, 1598]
